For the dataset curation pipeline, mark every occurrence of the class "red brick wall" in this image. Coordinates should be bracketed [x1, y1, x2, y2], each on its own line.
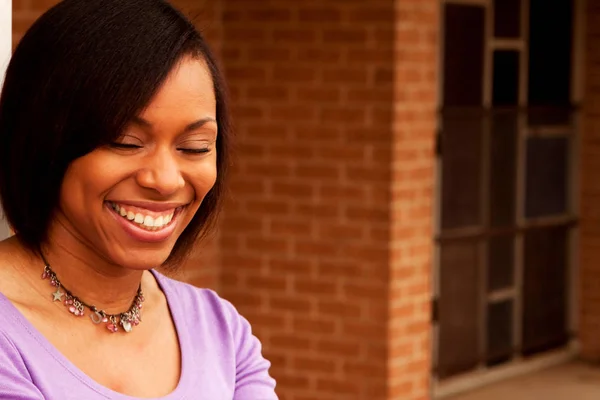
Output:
[218, 1, 435, 399]
[218, 1, 394, 398]
[12, 0, 221, 47]
[389, 1, 437, 398]
[580, 0, 600, 362]
[12, 0, 60, 49]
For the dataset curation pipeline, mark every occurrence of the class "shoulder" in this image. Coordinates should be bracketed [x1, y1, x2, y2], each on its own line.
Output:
[152, 270, 278, 398]
[151, 270, 245, 332]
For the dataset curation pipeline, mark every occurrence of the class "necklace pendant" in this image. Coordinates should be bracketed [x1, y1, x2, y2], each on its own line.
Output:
[52, 289, 64, 302]
[90, 311, 103, 324]
[121, 320, 133, 333]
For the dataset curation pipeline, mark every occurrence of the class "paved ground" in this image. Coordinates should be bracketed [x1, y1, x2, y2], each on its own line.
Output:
[447, 362, 600, 400]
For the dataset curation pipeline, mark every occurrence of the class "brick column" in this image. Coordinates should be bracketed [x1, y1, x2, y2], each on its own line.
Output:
[389, 1, 437, 398]
[579, 0, 600, 362]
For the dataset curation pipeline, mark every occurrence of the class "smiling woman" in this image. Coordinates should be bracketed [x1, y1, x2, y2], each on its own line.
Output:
[0, 1, 277, 399]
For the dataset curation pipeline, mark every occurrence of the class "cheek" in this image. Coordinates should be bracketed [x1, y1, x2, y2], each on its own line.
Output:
[188, 157, 218, 199]
[59, 164, 93, 213]
[58, 153, 127, 216]
[195, 163, 217, 195]
[61, 162, 113, 201]
[56, 163, 111, 238]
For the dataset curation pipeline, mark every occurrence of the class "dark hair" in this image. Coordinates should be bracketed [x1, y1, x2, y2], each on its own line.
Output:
[0, 0, 230, 265]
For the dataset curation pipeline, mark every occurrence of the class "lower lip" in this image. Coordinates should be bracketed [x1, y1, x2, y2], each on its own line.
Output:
[106, 203, 180, 243]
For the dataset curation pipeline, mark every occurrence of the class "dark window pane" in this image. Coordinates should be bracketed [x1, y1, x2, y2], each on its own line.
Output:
[441, 115, 483, 229]
[522, 226, 569, 356]
[443, 5, 485, 107]
[488, 235, 514, 291]
[438, 241, 481, 378]
[528, 0, 573, 108]
[492, 51, 520, 107]
[490, 112, 517, 226]
[525, 137, 569, 218]
[494, 0, 521, 38]
[487, 300, 513, 366]
[528, 107, 572, 127]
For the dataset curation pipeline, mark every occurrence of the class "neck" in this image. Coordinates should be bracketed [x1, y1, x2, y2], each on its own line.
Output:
[32, 219, 146, 314]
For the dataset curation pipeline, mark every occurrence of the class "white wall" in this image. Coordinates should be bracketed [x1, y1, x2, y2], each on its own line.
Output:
[0, 0, 11, 239]
[0, 0, 10, 82]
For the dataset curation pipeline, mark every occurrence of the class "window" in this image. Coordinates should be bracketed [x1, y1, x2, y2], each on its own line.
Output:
[435, 0, 576, 382]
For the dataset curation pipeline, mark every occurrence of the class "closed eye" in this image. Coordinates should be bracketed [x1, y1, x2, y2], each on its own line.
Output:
[178, 148, 211, 154]
[110, 143, 142, 149]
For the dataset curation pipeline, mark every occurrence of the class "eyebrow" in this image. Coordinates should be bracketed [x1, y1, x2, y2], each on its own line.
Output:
[131, 116, 217, 133]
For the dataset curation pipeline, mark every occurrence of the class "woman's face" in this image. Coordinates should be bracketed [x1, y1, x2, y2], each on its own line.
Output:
[56, 57, 218, 269]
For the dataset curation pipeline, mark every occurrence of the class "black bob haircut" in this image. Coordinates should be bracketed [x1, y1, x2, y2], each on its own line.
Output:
[0, 0, 230, 265]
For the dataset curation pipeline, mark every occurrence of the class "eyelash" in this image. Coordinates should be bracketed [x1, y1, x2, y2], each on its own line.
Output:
[179, 148, 211, 154]
[110, 143, 140, 149]
[109, 143, 211, 154]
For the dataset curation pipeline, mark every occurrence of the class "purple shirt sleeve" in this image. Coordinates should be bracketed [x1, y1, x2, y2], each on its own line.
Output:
[219, 298, 278, 400]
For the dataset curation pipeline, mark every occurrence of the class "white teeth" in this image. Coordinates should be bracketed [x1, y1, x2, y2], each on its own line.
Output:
[111, 203, 176, 230]
[143, 215, 154, 227]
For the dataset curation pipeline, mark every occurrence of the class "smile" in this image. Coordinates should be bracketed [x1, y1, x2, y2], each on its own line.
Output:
[106, 201, 187, 244]
[109, 202, 177, 231]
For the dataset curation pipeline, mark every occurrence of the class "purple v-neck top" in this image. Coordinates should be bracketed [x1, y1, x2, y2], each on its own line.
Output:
[0, 270, 278, 399]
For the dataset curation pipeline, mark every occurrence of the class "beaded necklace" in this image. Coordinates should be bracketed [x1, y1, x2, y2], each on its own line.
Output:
[40, 254, 144, 333]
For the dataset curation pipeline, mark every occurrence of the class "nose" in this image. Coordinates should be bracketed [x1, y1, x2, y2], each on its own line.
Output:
[135, 148, 185, 196]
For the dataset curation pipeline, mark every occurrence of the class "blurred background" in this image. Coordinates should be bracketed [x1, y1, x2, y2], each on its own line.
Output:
[5, 0, 600, 399]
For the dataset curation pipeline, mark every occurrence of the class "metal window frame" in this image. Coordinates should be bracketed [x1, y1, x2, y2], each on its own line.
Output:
[433, 0, 584, 396]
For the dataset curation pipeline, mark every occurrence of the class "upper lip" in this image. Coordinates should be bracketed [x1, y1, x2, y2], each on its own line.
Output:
[107, 200, 187, 212]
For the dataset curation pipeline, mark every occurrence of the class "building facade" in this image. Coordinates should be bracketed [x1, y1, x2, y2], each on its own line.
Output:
[5, 0, 598, 399]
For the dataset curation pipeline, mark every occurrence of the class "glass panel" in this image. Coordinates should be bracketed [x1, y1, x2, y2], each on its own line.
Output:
[488, 235, 514, 292]
[441, 115, 483, 229]
[492, 51, 520, 107]
[528, 108, 572, 127]
[528, 0, 573, 111]
[494, 0, 521, 38]
[522, 226, 569, 356]
[443, 4, 485, 107]
[525, 136, 569, 218]
[438, 240, 481, 379]
[490, 112, 517, 226]
[487, 300, 513, 366]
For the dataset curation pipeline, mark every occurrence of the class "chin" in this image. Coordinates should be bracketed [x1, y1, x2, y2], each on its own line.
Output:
[109, 246, 174, 271]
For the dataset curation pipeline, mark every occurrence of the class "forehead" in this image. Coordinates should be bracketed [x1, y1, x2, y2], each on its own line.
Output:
[141, 57, 216, 122]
